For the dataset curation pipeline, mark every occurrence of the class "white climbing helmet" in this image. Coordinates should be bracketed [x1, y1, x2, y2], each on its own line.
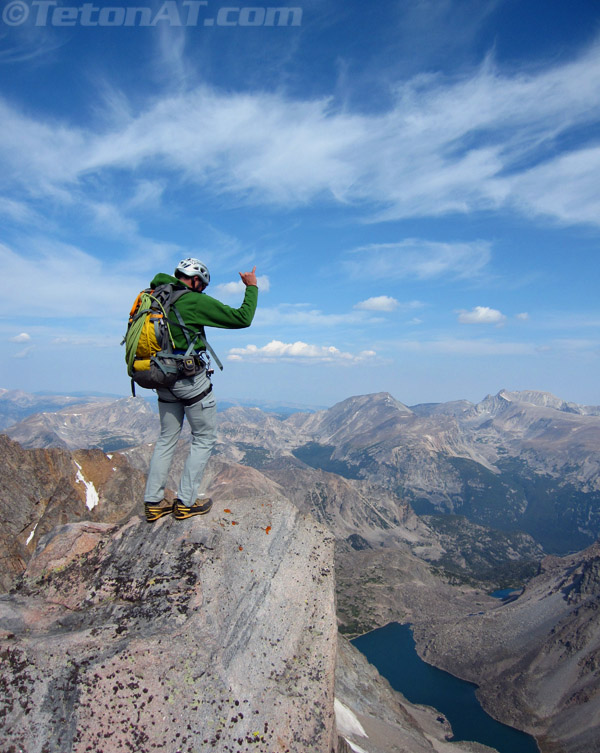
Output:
[175, 258, 210, 286]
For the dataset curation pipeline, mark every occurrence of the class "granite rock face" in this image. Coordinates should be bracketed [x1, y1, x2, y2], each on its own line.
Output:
[0, 489, 338, 753]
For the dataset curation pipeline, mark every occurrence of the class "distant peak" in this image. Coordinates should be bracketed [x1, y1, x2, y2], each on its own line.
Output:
[471, 388, 590, 418]
[336, 392, 412, 412]
[498, 389, 568, 408]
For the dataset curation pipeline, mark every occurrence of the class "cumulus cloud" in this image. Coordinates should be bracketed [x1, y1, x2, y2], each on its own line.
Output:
[354, 296, 399, 312]
[9, 332, 31, 343]
[214, 280, 245, 297]
[516, 312, 530, 321]
[457, 306, 506, 324]
[214, 275, 270, 299]
[227, 340, 376, 364]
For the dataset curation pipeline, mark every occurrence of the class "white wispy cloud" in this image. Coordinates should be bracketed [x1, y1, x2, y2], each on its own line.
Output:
[126, 179, 167, 210]
[228, 340, 377, 364]
[0, 41, 599, 225]
[346, 240, 492, 281]
[515, 312, 600, 330]
[457, 306, 506, 324]
[550, 338, 600, 352]
[254, 304, 378, 328]
[86, 200, 140, 239]
[0, 197, 40, 224]
[391, 336, 600, 357]
[395, 338, 535, 356]
[0, 240, 136, 319]
[508, 146, 600, 225]
[12, 345, 34, 359]
[51, 335, 118, 348]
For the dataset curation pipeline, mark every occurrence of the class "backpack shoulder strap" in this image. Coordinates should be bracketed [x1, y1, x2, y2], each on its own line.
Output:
[170, 298, 224, 371]
[200, 328, 224, 371]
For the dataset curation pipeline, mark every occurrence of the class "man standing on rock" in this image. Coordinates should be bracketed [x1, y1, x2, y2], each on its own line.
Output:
[144, 258, 258, 523]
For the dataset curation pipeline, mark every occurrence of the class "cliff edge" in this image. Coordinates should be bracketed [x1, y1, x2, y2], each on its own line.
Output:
[0, 490, 337, 753]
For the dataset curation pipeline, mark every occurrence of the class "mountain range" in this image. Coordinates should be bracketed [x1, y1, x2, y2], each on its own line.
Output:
[2, 385, 600, 752]
[6, 386, 600, 573]
[1, 437, 495, 753]
[282, 389, 600, 554]
[4, 396, 159, 451]
[0, 388, 119, 431]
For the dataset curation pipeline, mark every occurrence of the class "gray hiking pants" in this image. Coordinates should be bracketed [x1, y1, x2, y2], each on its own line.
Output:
[144, 371, 217, 507]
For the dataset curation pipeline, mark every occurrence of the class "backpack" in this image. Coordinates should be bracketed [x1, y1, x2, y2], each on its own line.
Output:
[122, 283, 222, 394]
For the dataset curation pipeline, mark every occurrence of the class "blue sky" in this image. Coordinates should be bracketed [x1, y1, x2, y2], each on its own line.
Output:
[1, 0, 599, 407]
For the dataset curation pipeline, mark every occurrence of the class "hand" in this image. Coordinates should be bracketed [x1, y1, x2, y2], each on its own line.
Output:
[239, 266, 257, 287]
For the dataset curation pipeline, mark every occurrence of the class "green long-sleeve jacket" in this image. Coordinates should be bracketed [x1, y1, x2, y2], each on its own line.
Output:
[149, 273, 258, 351]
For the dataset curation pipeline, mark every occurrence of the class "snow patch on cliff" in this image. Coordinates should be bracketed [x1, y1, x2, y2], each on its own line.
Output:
[335, 698, 368, 739]
[74, 462, 99, 510]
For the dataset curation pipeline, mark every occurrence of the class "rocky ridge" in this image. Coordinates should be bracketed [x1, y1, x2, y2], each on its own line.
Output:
[0, 389, 117, 431]
[4, 388, 600, 752]
[5, 396, 159, 451]
[0, 443, 491, 753]
[7, 388, 600, 552]
[121, 439, 547, 592]
[0, 491, 339, 753]
[0, 433, 146, 592]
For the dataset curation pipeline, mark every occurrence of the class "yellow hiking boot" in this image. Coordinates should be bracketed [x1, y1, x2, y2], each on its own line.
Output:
[173, 497, 213, 520]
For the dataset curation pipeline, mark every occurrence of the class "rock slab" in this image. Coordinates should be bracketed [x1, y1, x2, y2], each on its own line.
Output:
[0, 492, 337, 753]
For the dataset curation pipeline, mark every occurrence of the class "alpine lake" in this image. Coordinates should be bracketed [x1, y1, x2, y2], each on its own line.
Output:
[352, 621, 540, 753]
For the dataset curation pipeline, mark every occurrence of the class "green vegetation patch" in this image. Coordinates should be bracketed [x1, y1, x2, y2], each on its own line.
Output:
[292, 442, 362, 479]
[424, 513, 542, 588]
[410, 456, 600, 555]
[238, 444, 272, 469]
